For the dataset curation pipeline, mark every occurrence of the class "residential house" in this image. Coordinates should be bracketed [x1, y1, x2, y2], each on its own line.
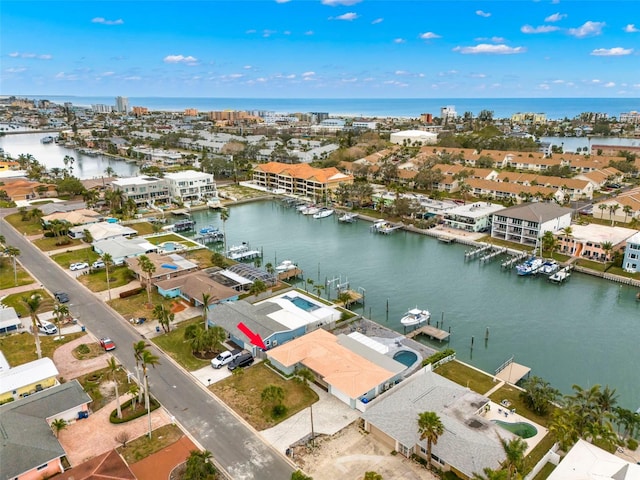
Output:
[253, 162, 353, 200]
[267, 328, 405, 409]
[110, 176, 170, 207]
[491, 203, 572, 247]
[55, 450, 136, 480]
[361, 369, 512, 478]
[164, 170, 218, 203]
[42, 209, 103, 228]
[466, 178, 561, 204]
[443, 203, 505, 232]
[0, 178, 57, 202]
[575, 167, 623, 191]
[155, 271, 239, 306]
[495, 172, 594, 201]
[556, 224, 639, 261]
[0, 307, 22, 335]
[0, 380, 91, 480]
[125, 253, 199, 286]
[92, 237, 159, 265]
[593, 186, 640, 224]
[69, 221, 137, 241]
[499, 152, 561, 172]
[0, 357, 59, 403]
[622, 232, 640, 273]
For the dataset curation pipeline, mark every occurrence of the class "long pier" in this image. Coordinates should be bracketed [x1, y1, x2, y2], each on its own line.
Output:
[501, 251, 529, 269]
[464, 243, 492, 260]
[480, 247, 507, 263]
[405, 324, 450, 342]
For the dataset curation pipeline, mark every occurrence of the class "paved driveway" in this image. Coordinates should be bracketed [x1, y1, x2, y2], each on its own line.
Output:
[53, 334, 110, 380]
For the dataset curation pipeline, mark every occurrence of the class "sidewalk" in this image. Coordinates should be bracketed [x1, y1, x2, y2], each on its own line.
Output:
[0, 281, 39, 297]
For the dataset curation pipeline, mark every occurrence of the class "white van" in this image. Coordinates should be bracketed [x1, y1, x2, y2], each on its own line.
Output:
[38, 320, 58, 335]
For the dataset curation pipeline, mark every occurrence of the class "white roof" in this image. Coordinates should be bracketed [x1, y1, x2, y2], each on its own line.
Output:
[446, 202, 506, 219]
[0, 307, 21, 329]
[548, 439, 640, 480]
[347, 331, 389, 354]
[112, 175, 165, 186]
[391, 130, 438, 137]
[165, 170, 213, 181]
[0, 357, 59, 394]
[567, 224, 639, 246]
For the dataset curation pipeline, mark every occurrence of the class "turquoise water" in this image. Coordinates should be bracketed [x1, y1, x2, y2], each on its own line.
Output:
[285, 295, 320, 312]
[492, 420, 538, 439]
[393, 350, 418, 367]
[186, 201, 640, 409]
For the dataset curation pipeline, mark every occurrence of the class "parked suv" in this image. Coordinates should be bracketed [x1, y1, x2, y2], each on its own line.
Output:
[38, 320, 57, 335]
[227, 352, 254, 371]
[211, 349, 242, 369]
[91, 260, 105, 269]
[54, 292, 69, 303]
[70, 262, 89, 271]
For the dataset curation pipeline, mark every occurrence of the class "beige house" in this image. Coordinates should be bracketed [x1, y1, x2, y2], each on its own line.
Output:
[556, 224, 638, 261]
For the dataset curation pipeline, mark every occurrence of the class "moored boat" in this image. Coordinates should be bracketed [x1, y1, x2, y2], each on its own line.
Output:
[302, 206, 320, 215]
[199, 225, 219, 235]
[400, 307, 431, 327]
[313, 208, 334, 219]
[516, 257, 543, 276]
[275, 260, 297, 272]
[338, 212, 358, 223]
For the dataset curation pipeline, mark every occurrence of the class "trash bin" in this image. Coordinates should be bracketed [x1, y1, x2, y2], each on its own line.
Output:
[155, 326, 160, 333]
[78, 411, 89, 419]
[81, 326, 85, 332]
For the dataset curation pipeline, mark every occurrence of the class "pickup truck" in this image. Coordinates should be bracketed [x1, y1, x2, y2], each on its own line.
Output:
[211, 349, 242, 369]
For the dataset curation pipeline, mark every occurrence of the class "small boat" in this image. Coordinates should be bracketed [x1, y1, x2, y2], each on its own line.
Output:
[199, 225, 219, 235]
[338, 212, 358, 223]
[313, 208, 334, 219]
[207, 198, 222, 209]
[173, 219, 195, 232]
[516, 257, 544, 276]
[302, 206, 320, 215]
[401, 307, 431, 327]
[227, 242, 261, 261]
[275, 260, 297, 273]
[41, 136, 54, 144]
[297, 203, 311, 212]
[539, 260, 559, 275]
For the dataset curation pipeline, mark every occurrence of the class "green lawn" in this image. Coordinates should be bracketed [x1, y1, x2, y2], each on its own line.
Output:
[51, 247, 99, 268]
[117, 424, 184, 464]
[531, 461, 556, 480]
[182, 249, 214, 268]
[108, 289, 176, 320]
[211, 362, 318, 430]
[434, 360, 497, 395]
[0, 288, 55, 317]
[0, 261, 34, 289]
[152, 317, 210, 371]
[488, 383, 554, 427]
[128, 222, 155, 236]
[4, 213, 44, 235]
[0, 331, 86, 366]
[524, 433, 557, 476]
[33, 236, 84, 252]
[143, 233, 199, 248]
[77, 265, 135, 292]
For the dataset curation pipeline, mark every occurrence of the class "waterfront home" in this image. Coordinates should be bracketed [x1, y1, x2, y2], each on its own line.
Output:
[491, 203, 572, 247]
[361, 369, 512, 479]
[155, 271, 239, 306]
[556, 224, 638, 261]
[92, 236, 159, 265]
[267, 328, 404, 409]
[42, 208, 103, 228]
[68, 221, 137, 241]
[0, 178, 57, 202]
[252, 161, 353, 200]
[443, 202, 505, 233]
[547, 439, 640, 480]
[125, 252, 199, 286]
[110, 175, 171, 207]
[622, 232, 640, 273]
[0, 381, 92, 480]
[164, 170, 218, 203]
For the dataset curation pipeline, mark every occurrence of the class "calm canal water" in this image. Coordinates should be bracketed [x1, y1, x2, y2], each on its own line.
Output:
[188, 202, 640, 409]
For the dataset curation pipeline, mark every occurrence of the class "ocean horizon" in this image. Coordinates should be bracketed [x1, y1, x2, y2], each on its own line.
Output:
[17, 95, 640, 121]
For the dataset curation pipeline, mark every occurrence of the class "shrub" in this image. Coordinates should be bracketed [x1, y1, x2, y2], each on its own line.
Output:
[119, 287, 144, 299]
[271, 404, 288, 419]
[422, 348, 455, 367]
[43, 231, 55, 238]
[109, 396, 161, 424]
[627, 438, 638, 451]
[77, 343, 90, 354]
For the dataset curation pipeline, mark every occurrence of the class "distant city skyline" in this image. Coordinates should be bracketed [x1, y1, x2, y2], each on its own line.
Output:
[2, 0, 639, 99]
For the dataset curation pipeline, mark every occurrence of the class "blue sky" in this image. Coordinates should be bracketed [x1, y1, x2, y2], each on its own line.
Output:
[1, 0, 639, 98]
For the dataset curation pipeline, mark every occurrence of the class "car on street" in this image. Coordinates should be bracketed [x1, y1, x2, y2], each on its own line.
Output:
[54, 291, 69, 303]
[70, 262, 89, 271]
[227, 352, 254, 371]
[38, 320, 57, 335]
[99, 337, 116, 351]
[91, 260, 105, 269]
[211, 349, 242, 369]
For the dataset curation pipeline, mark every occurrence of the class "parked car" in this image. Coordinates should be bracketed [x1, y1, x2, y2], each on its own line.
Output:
[99, 337, 116, 351]
[38, 320, 57, 335]
[211, 349, 242, 369]
[91, 260, 105, 269]
[54, 292, 69, 303]
[70, 262, 89, 271]
[227, 352, 254, 371]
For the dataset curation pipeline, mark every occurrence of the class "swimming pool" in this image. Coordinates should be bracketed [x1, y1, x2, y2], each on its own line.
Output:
[491, 420, 538, 439]
[393, 350, 418, 367]
[284, 295, 320, 312]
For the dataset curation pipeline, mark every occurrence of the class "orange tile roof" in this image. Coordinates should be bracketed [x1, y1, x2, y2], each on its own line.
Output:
[267, 329, 397, 398]
[467, 178, 557, 196]
[256, 162, 353, 184]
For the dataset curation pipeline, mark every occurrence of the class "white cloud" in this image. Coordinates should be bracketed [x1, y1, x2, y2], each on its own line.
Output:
[246, 29, 257, 34]
[322, 0, 361, 5]
[591, 47, 633, 56]
[476, 10, 491, 17]
[538, 83, 551, 90]
[244, 65, 253, 70]
[383, 80, 409, 87]
[591, 79, 601, 84]
[604, 82, 616, 88]
[8, 52, 51, 60]
[333, 12, 358, 21]
[341, 77, 358, 83]
[8, 52, 19, 57]
[285, 74, 296, 79]
[275, 0, 291, 3]
[568, 21, 605, 38]
[394, 38, 406, 44]
[6, 67, 27, 73]
[420, 32, 441, 39]
[395, 70, 409, 76]
[163, 55, 199, 65]
[453, 44, 526, 54]
[305, 30, 314, 35]
[228, 73, 244, 79]
[624, 24, 639, 33]
[545, 12, 567, 22]
[284, 30, 291, 35]
[302, 71, 315, 77]
[476, 36, 506, 43]
[372, 18, 383, 24]
[91, 17, 124, 25]
[470, 73, 486, 78]
[263, 29, 277, 37]
[123, 76, 141, 81]
[552, 79, 565, 84]
[521, 25, 559, 34]
[100, 71, 115, 76]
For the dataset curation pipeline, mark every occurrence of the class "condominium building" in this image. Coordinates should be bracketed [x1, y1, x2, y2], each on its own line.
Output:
[491, 203, 572, 247]
[115, 96, 129, 114]
[164, 170, 217, 202]
[622, 231, 640, 273]
[92, 104, 112, 113]
[111, 175, 170, 206]
[440, 105, 457, 122]
[619, 111, 640, 124]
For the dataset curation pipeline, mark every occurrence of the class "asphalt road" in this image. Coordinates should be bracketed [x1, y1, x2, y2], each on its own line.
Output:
[0, 214, 295, 480]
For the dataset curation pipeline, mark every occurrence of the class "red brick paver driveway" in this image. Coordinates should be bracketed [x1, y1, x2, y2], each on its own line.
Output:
[130, 435, 198, 480]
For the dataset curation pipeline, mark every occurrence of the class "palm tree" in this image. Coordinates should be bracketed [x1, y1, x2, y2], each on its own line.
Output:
[128, 383, 140, 412]
[50, 418, 67, 438]
[5, 246, 20, 286]
[601, 241, 613, 268]
[220, 208, 230, 252]
[102, 253, 114, 301]
[52, 302, 69, 342]
[295, 367, 317, 445]
[473, 468, 508, 480]
[265, 262, 275, 275]
[541, 231, 556, 258]
[499, 437, 528, 480]
[597, 203, 608, 220]
[107, 356, 122, 419]
[133, 340, 148, 403]
[137, 255, 156, 306]
[608, 203, 619, 226]
[184, 449, 217, 480]
[201, 292, 212, 331]
[417, 411, 444, 470]
[140, 348, 160, 438]
[22, 293, 44, 359]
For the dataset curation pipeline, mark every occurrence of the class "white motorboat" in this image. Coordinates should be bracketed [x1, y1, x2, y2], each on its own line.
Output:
[516, 257, 544, 276]
[302, 206, 320, 215]
[275, 260, 297, 272]
[338, 212, 358, 223]
[313, 208, 334, 219]
[400, 307, 431, 327]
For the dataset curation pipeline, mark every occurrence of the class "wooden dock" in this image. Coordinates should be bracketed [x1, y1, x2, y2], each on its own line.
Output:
[277, 268, 303, 281]
[405, 324, 450, 342]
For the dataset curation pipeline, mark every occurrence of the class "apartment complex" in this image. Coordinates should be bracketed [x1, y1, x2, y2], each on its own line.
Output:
[111, 175, 170, 206]
[115, 96, 129, 114]
[491, 203, 572, 247]
[165, 170, 217, 202]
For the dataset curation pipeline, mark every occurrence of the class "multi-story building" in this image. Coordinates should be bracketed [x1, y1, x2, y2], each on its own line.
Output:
[111, 175, 170, 206]
[622, 232, 640, 273]
[115, 96, 129, 114]
[619, 111, 640, 124]
[132, 106, 149, 116]
[556, 224, 638, 261]
[91, 104, 112, 113]
[184, 108, 198, 116]
[491, 203, 572, 247]
[165, 170, 217, 203]
[511, 112, 547, 124]
[443, 202, 505, 233]
[253, 161, 353, 200]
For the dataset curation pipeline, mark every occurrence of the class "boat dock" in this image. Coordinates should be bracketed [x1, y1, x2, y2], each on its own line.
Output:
[464, 243, 493, 260]
[193, 231, 224, 244]
[438, 236, 455, 244]
[479, 247, 507, 263]
[227, 243, 261, 261]
[501, 251, 529, 269]
[338, 212, 358, 223]
[549, 266, 572, 284]
[277, 268, 303, 281]
[405, 324, 450, 342]
[370, 220, 403, 234]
